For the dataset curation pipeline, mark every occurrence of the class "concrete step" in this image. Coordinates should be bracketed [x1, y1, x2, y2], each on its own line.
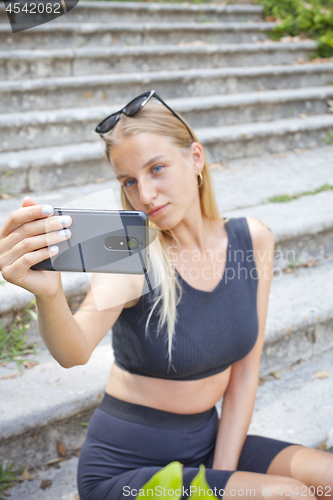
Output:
[0, 337, 111, 470]
[4, 455, 79, 500]
[1, 259, 333, 470]
[0, 1, 265, 25]
[175, 86, 333, 128]
[247, 346, 333, 451]
[2, 114, 333, 192]
[0, 41, 318, 81]
[0, 269, 91, 339]
[0, 22, 276, 50]
[1, 146, 332, 330]
[2, 87, 333, 152]
[2, 63, 333, 114]
[6, 347, 333, 499]
[200, 113, 333, 161]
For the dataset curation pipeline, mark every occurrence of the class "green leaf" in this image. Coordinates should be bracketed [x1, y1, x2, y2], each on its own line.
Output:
[0, 300, 38, 368]
[0, 462, 24, 495]
[137, 461, 183, 499]
[26, 309, 37, 321]
[257, 0, 333, 59]
[189, 465, 219, 499]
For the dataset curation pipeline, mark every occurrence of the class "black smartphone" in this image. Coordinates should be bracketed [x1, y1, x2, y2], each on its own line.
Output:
[31, 208, 150, 275]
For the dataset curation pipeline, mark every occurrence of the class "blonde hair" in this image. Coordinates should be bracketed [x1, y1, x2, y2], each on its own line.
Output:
[101, 101, 228, 368]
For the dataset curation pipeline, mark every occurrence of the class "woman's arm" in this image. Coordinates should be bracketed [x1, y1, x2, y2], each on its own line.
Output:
[36, 272, 144, 368]
[212, 370, 259, 470]
[212, 218, 275, 470]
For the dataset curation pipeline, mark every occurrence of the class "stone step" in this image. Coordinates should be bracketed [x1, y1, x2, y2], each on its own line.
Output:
[1, 147, 332, 331]
[1, 260, 333, 470]
[198, 113, 333, 161]
[2, 63, 333, 114]
[175, 86, 333, 128]
[0, 270, 91, 339]
[2, 114, 333, 193]
[4, 455, 79, 500]
[0, 1, 265, 25]
[2, 87, 333, 153]
[0, 41, 318, 81]
[247, 345, 333, 451]
[198, 113, 333, 162]
[0, 22, 276, 50]
[6, 347, 333, 498]
[0, 336, 112, 470]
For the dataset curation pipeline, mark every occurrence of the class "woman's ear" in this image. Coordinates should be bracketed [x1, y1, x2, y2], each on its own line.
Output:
[191, 142, 205, 175]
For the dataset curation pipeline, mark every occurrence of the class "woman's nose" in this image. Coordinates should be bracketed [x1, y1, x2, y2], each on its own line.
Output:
[138, 179, 157, 205]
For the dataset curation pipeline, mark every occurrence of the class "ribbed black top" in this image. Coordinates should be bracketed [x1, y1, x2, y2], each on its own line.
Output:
[112, 217, 259, 380]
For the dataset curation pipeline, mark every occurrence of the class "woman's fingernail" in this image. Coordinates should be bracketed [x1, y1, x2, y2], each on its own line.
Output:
[60, 216, 71, 225]
[42, 205, 53, 215]
[59, 229, 70, 238]
[50, 246, 59, 253]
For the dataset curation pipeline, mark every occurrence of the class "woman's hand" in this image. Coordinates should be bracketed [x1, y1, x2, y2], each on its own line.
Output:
[0, 196, 72, 300]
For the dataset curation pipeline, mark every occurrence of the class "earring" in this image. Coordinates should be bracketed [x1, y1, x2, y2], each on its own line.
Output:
[197, 172, 203, 187]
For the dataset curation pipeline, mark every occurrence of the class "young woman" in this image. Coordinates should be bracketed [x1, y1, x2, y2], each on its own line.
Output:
[0, 92, 332, 500]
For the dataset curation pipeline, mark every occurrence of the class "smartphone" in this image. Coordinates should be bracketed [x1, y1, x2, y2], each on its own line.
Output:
[31, 208, 150, 275]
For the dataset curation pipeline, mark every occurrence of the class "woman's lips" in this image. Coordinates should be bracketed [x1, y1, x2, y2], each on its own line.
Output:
[148, 204, 169, 217]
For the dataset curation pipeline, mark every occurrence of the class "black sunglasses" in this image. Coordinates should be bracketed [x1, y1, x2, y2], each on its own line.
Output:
[95, 90, 194, 142]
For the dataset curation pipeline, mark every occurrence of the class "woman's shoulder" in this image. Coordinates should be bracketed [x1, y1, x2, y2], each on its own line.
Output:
[243, 218, 275, 272]
[225, 216, 274, 256]
[245, 217, 274, 247]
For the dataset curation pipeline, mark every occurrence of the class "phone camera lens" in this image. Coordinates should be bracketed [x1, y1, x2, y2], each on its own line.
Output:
[128, 238, 138, 250]
[105, 236, 114, 249]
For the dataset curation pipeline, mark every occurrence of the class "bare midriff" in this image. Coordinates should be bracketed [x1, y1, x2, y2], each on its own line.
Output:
[105, 363, 231, 414]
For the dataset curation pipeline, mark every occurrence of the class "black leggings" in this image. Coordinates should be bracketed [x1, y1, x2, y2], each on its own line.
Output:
[77, 393, 302, 500]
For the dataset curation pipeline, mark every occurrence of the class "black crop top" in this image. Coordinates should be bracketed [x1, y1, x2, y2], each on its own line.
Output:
[112, 217, 259, 380]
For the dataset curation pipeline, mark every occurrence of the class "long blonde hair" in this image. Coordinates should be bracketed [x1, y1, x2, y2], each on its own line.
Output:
[101, 101, 228, 368]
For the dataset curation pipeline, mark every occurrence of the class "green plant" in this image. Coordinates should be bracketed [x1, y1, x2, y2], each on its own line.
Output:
[0, 462, 24, 499]
[2, 170, 15, 178]
[263, 182, 333, 203]
[0, 300, 38, 372]
[323, 131, 333, 144]
[138, 462, 182, 499]
[255, 0, 333, 58]
[267, 193, 297, 202]
[288, 255, 302, 268]
[137, 461, 218, 499]
[189, 464, 219, 499]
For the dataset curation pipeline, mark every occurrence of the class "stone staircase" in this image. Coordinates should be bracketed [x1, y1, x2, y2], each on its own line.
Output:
[1, 1, 333, 498]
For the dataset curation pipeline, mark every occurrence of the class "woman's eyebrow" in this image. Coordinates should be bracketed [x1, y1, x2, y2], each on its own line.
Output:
[116, 155, 165, 180]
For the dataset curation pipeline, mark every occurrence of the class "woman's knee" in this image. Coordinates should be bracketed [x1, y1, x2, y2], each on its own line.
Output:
[223, 471, 314, 500]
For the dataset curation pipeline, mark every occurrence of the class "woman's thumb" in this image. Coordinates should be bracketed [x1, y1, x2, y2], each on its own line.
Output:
[21, 196, 37, 207]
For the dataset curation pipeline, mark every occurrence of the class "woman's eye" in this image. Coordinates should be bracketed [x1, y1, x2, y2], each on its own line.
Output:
[123, 179, 136, 188]
[122, 165, 163, 187]
[152, 165, 163, 173]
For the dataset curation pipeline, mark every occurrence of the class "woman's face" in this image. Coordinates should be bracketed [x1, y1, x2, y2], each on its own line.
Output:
[110, 132, 204, 231]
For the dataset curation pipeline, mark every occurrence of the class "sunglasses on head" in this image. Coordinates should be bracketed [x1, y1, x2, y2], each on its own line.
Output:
[94, 90, 195, 142]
